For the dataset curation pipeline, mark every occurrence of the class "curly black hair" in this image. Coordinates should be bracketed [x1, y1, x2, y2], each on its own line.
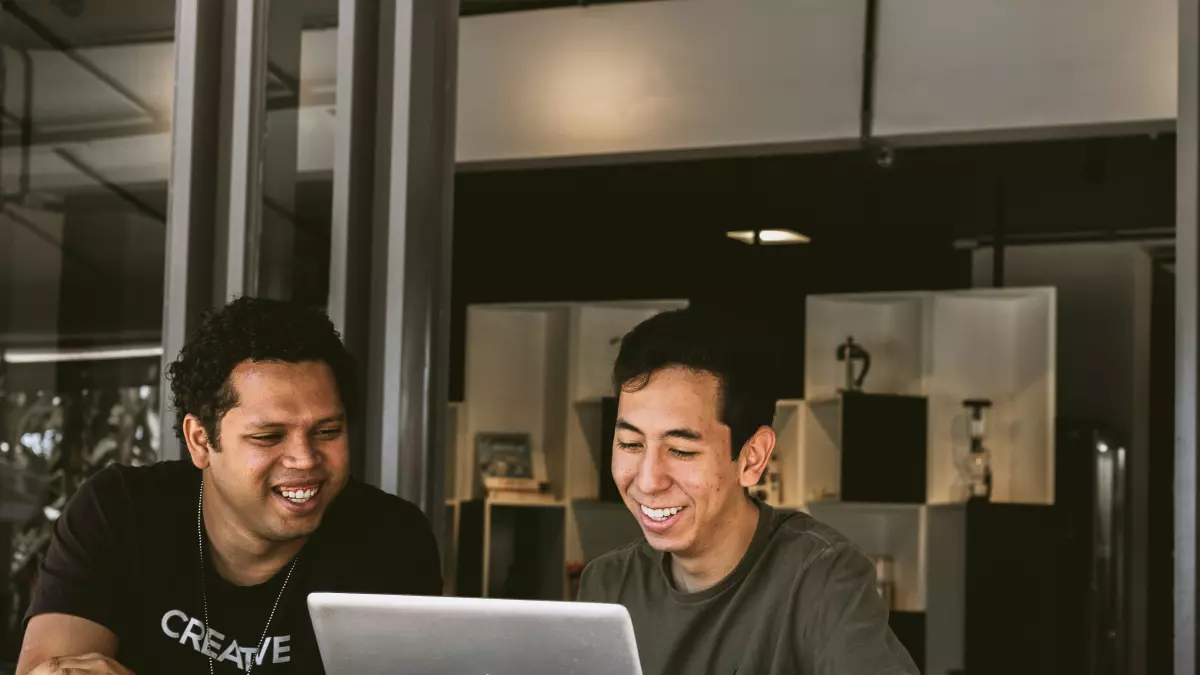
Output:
[166, 296, 358, 449]
[612, 307, 780, 461]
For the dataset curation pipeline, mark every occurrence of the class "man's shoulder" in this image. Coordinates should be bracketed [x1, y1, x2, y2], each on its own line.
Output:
[768, 509, 856, 559]
[78, 459, 195, 508]
[587, 538, 650, 570]
[579, 537, 654, 600]
[330, 479, 427, 523]
[310, 480, 441, 593]
[320, 480, 433, 549]
[764, 508, 878, 583]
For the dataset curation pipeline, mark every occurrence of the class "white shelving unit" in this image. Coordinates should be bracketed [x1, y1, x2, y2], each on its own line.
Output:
[449, 299, 687, 600]
[802, 288, 1056, 506]
[796, 287, 1055, 675]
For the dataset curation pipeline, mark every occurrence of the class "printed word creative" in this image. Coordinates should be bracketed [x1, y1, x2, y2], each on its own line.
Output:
[161, 609, 293, 671]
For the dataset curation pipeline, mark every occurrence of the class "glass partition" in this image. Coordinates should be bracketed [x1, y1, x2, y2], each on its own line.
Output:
[0, 0, 175, 657]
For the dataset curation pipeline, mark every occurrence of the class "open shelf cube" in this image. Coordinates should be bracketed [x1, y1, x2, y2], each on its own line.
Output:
[774, 399, 839, 508]
[926, 290, 1055, 504]
[806, 293, 928, 399]
[456, 500, 566, 601]
[804, 288, 1055, 506]
[805, 501, 931, 613]
[463, 304, 571, 499]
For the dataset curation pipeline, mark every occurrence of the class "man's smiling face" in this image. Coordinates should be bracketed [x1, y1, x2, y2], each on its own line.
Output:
[197, 360, 350, 544]
[611, 367, 752, 555]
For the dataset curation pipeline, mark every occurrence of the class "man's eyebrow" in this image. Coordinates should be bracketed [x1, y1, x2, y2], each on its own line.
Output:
[615, 419, 643, 435]
[662, 428, 703, 442]
[244, 413, 346, 430]
[615, 419, 703, 442]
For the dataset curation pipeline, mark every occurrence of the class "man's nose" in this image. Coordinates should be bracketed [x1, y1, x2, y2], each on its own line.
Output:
[281, 434, 321, 470]
[635, 448, 672, 495]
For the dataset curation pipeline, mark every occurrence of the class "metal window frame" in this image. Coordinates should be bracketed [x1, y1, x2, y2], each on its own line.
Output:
[159, 0, 226, 462]
[328, 0, 458, 527]
[1179, 1, 1199, 673]
[165, 0, 456, 514]
[225, 0, 269, 301]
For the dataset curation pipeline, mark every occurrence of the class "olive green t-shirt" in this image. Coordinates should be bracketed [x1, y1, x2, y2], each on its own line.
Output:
[578, 501, 918, 675]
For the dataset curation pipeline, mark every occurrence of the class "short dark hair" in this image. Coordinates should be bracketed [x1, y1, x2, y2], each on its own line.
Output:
[166, 296, 358, 448]
[612, 308, 778, 460]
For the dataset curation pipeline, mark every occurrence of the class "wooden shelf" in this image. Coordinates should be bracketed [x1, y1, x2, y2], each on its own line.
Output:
[485, 499, 566, 508]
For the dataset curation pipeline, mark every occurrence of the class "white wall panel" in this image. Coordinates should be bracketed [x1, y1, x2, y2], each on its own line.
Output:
[874, 0, 1176, 141]
[3, 0, 1186, 187]
[456, 0, 867, 163]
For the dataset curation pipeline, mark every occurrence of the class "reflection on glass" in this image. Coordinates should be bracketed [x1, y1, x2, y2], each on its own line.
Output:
[255, 1, 336, 307]
[2, 366, 160, 642]
[0, 0, 175, 657]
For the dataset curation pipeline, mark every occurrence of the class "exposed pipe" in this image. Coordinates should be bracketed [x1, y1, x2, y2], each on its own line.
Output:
[0, 46, 38, 201]
[859, 0, 880, 146]
[993, 182, 1006, 288]
[0, 49, 5, 208]
[18, 47, 32, 199]
[956, 228, 1175, 249]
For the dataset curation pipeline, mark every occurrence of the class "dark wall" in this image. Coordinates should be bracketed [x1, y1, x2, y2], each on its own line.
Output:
[450, 134, 1175, 400]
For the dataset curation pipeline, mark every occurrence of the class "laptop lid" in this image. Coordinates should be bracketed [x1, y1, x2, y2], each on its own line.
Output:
[308, 593, 643, 675]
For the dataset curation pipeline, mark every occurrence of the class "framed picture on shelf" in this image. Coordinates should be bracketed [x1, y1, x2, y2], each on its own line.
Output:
[476, 432, 543, 492]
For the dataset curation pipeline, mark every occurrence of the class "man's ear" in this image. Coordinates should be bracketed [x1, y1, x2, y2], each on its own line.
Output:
[183, 414, 216, 469]
[737, 425, 776, 489]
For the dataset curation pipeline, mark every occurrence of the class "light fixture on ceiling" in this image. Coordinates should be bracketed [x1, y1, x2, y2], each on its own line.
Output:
[2, 344, 163, 364]
[726, 229, 811, 246]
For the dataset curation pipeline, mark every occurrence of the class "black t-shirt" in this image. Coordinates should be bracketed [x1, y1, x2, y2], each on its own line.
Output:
[27, 460, 442, 674]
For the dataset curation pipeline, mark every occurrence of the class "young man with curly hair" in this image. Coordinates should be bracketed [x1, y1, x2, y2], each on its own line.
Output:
[579, 309, 917, 675]
[17, 297, 442, 675]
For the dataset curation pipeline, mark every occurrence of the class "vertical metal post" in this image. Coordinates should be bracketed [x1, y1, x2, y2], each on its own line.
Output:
[329, 0, 381, 481]
[329, 0, 458, 525]
[393, 0, 458, 520]
[225, 0, 269, 301]
[257, 3, 302, 301]
[160, 0, 225, 461]
[1177, 0, 1200, 671]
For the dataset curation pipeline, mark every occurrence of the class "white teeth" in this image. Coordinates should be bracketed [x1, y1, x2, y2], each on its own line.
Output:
[640, 505, 682, 521]
[279, 487, 319, 503]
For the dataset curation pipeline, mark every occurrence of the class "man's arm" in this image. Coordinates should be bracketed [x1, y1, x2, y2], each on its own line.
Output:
[16, 614, 128, 675]
[796, 542, 919, 675]
[17, 468, 134, 674]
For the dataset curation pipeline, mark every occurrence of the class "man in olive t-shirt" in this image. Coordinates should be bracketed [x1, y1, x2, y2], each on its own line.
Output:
[578, 309, 917, 675]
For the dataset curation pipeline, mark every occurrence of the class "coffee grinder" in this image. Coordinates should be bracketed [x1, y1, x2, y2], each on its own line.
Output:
[962, 398, 994, 500]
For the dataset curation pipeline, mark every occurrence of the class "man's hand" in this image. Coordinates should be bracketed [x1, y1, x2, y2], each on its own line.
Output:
[23, 653, 135, 675]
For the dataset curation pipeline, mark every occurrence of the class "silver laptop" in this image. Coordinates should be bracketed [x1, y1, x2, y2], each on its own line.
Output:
[308, 593, 643, 675]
